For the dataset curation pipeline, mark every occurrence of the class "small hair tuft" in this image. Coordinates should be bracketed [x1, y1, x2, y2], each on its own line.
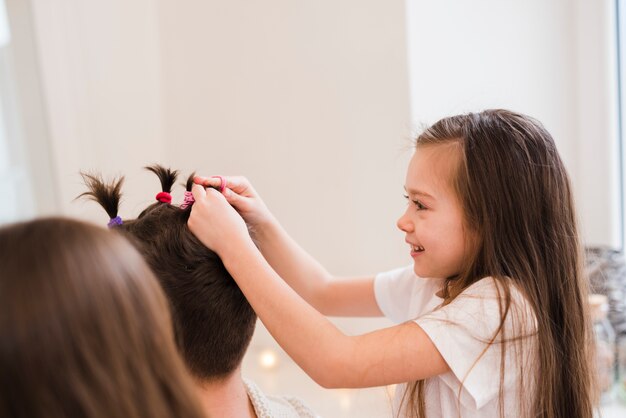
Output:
[145, 165, 179, 193]
[184, 172, 196, 192]
[78, 172, 124, 220]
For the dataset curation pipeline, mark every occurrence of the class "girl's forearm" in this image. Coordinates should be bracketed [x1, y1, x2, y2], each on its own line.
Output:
[221, 239, 351, 386]
[253, 219, 382, 317]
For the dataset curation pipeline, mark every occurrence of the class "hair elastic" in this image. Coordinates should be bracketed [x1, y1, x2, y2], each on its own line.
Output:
[180, 191, 195, 209]
[211, 175, 226, 193]
[107, 216, 123, 228]
[156, 192, 172, 204]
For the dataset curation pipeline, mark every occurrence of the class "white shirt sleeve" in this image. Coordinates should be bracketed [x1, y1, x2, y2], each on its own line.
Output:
[374, 266, 417, 323]
[374, 266, 444, 323]
[415, 278, 537, 410]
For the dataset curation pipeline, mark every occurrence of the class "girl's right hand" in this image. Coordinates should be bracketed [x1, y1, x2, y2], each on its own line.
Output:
[193, 175, 275, 230]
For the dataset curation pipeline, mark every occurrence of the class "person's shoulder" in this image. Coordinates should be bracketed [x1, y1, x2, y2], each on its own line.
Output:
[462, 276, 526, 300]
[275, 396, 319, 418]
[244, 378, 319, 418]
[460, 276, 537, 331]
[264, 395, 319, 418]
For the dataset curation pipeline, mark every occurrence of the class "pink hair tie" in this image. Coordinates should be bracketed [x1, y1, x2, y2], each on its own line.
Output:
[180, 191, 195, 209]
[156, 191, 172, 204]
[211, 175, 226, 193]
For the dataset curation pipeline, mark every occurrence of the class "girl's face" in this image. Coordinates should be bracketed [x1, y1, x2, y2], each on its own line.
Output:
[397, 144, 469, 279]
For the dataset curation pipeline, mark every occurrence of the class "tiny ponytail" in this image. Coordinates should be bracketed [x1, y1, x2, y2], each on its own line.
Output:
[179, 173, 196, 210]
[145, 165, 178, 193]
[184, 172, 196, 192]
[79, 173, 124, 227]
[145, 165, 179, 204]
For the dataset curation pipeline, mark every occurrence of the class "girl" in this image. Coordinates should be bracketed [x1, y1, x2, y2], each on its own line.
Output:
[0, 218, 205, 418]
[188, 109, 595, 417]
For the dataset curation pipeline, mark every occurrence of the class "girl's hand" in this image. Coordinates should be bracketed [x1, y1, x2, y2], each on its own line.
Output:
[188, 184, 251, 257]
[193, 175, 275, 230]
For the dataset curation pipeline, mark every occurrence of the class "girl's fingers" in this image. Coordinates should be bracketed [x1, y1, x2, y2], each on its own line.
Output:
[191, 183, 207, 200]
[192, 175, 207, 182]
[194, 176, 221, 188]
[222, 188, 244, 207]
[192, 182, 239, 209]
[194, 175, 253, 196]
[205, 187, 230, 204]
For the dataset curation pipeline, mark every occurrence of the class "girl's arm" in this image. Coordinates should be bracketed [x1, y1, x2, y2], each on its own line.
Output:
[188, 186, 450, 388]
[253, 217, 381, 317]
[195, 175, 381, 317]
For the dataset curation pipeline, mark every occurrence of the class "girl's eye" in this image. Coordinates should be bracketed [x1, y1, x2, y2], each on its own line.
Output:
[413, 200, 427, 210]
[403, 194, 427, 211]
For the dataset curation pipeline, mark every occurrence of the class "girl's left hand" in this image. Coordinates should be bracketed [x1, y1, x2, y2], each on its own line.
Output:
[188, 184, 251, 257]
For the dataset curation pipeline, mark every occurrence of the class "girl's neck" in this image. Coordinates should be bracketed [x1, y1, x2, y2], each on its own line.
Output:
[194, 367, 257, 418]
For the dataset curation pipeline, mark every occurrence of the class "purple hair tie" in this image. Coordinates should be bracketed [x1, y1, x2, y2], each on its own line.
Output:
[180, 191, 195, 210]
[107, 216, 123, 228]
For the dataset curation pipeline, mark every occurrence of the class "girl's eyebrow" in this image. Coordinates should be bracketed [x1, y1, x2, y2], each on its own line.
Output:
[404, 186, 435, 200]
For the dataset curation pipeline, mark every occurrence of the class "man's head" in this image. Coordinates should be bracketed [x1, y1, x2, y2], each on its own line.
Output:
[81, 165, 257, 381]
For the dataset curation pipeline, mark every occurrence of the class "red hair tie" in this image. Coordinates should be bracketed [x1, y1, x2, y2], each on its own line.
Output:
[156, 192, 172, 204]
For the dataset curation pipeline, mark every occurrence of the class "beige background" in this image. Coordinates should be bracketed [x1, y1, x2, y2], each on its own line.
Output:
[3, 0, 625, 416]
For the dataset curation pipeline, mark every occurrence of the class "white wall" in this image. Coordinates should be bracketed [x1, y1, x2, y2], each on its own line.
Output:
[30, 0, 166, 220]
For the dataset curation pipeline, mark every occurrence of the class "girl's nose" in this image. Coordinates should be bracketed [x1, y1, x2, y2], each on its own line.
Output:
[397, 209, 413, 232]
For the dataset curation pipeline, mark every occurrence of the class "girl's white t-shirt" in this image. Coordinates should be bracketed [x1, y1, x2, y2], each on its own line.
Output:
[374, 266, 538, 418]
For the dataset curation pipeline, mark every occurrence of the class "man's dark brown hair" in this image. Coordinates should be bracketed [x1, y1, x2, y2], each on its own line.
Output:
[81, 165, 257, 380]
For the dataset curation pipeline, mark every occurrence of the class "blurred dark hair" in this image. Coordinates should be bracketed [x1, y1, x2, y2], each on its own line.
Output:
[0, 217, 205, 418]
[81, 165, 257, 380]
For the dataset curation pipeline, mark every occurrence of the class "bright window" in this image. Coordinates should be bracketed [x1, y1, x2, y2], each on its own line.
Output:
[0, 0, 25, 224]
[619, 0, 626, 251]
[0, 0, 56, 225]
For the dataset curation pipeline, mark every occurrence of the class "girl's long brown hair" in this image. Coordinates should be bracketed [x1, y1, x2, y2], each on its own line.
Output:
[0, 218, 206, 418]
[402, 110, 594, 417]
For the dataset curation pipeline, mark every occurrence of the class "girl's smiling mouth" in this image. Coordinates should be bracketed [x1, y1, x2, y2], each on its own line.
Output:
[407, 241, 425, 256]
